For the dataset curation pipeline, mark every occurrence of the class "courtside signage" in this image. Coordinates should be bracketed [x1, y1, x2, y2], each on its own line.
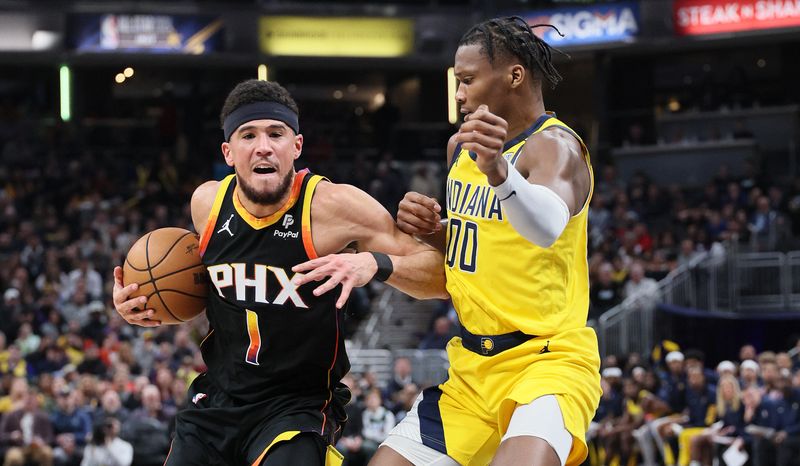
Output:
[69, 14, 223, 54]
[259, 17, 414, 57]
[518, 2, 640, 47]
[674, 0, 800, 35]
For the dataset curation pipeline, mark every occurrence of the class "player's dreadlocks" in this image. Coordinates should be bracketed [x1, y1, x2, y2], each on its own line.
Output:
[459, 16, 566, 89]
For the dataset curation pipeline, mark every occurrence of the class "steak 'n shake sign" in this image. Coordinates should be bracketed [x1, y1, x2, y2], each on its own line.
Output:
[674, 0, 800, 35]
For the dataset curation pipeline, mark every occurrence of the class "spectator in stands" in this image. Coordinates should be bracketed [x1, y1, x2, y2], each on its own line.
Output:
[684, 349, 718, 387]
[52, 431, 82, 466]
[607, 378, 646, 466]
[749, 195, 782, 250]
[93, 389, 129, 426]
[14, 322, 40, 357]
[740, 344, 758, 363]
[169, 329, 197, 370]
[659, 351, 686, 401]
[361, 388, 395, 461]
[51, 388, 93, 447]
[758, 350, 777, 367]
[39, 308, 66, 340]
[762, 360, 783, 400]
[0, 377, 28, 414]
[744, 385, 780, 466]
[623, 261, 660, 310]
[30, 343, 69, 377]
[590, 262, 623, 319]
[672, 366, 716, 466]
[120, 384, 172, 466]
[588, 194, 612, 247]
[740, 359, 761, 390]
[60, 286, 93, 328]
[595, 368, 624, 459]
[408, 163, 441, 202]
[392, 383, 420, 424]
[418, 316, 455, 350]
[81, 302, 107, 345]
[369, 158, 407, 218]
[771, 374, 800, 466]
[80, 418, 133, 466]
[65, 258, 103, 302]
[337, 373, 366, 466]
[169, 378, 189, 413]
[776, 352, 794, 372]
[175, 355, 199, 388]
[0, 389, 54, 466]
[716, 360, 737, 379]
[77, 344, 107, 377]
[688, 374, 744, 466]
[0, 289, 23, 341]
[384, 357, 415, 413]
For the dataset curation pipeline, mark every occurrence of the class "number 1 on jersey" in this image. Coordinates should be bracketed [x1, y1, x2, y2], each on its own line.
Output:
[245, 309, 261, 365]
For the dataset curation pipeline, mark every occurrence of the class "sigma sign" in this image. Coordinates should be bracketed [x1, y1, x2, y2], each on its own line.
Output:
[521, 2, 640, 47]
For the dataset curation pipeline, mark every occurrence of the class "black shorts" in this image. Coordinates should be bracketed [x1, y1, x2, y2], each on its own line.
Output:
[165, 374, 349, 465]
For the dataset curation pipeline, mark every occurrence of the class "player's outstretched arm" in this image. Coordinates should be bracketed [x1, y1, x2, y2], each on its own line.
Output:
[292, 182, 448, 308]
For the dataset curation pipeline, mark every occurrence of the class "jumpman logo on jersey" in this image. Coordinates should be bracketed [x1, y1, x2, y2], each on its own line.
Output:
[539, 340, 551, 354]
[217, 214, 235, 237]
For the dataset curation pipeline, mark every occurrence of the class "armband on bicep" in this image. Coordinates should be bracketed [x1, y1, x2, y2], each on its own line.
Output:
[490, 157, 570, 248]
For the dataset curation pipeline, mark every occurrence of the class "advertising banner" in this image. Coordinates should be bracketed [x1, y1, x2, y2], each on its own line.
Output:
[69, 14, 223, 54]
[674, 0, 800, 35]
[519, 2, 640, 47]
[260, 16, 414, 57]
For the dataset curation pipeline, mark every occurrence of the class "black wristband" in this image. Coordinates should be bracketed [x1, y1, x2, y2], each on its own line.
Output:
[370, 252, 394, 282]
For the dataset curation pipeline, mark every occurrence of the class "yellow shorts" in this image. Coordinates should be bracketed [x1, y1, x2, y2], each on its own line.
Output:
[414, 326, 601, 466]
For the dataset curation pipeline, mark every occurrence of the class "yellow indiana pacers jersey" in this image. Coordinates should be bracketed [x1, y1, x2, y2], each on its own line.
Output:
[445, 113, 593, 336]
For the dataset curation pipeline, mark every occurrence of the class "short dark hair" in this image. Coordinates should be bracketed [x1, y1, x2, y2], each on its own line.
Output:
[459, 16, 564, 89]
[684, 349, 705, 363]
[219, 80, 300, 129]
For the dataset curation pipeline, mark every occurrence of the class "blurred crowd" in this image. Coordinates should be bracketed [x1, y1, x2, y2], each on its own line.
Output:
[590, 341, 800, 466]
[2, 95, 800, 465]
[587, 164, 800, 320]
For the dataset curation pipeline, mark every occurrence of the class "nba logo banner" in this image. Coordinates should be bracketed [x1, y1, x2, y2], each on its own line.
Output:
[674, 0, 800, 36]
[69, 13, 224, 54]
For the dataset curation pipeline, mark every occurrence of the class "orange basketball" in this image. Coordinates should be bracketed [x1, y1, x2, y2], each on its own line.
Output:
[123, 227, 208, 325]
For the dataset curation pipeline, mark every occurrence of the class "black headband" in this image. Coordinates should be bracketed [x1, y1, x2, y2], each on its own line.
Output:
[223, 101, 299, 141]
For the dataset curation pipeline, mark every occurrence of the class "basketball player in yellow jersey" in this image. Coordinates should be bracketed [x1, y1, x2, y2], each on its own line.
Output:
[369, 16, 602, 466]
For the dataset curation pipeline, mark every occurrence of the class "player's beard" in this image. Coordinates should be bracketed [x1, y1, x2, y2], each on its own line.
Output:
[236, 168, 294, 206]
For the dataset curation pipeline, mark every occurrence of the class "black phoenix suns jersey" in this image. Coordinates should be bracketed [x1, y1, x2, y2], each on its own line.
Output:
[197, 169, 349, 407]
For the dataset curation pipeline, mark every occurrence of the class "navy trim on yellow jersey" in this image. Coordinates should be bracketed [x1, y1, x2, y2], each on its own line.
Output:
[448, 112, 555, 174]
[503, 113, 553, 152]
[449, 142, 463, 170]
[418, 386, 447, 454]
[510, 144, 526, 166]
[545, 123, 583, 145]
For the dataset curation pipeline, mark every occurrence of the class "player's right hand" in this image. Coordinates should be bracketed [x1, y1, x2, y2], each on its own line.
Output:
[397, 192, 442, 236]
[112, 266, 161, 327]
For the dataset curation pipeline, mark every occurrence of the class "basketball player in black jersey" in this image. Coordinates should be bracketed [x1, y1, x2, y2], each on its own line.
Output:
[111, 80, 446, 466]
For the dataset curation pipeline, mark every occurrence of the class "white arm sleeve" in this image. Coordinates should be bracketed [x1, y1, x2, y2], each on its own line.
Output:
[490, 157, 570, 248]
